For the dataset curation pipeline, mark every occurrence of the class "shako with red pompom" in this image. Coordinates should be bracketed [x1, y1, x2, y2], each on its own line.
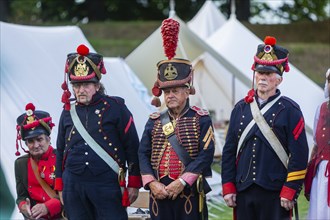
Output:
[246, 35, 290, 103]
[15, 103, 55, 156]
[61, 44, 107, 110]
[252, 35, 290, 76]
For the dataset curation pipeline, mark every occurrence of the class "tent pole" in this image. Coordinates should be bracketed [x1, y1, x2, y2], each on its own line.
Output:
[169, 0, 175, 18]
[232, 74, 236, 107]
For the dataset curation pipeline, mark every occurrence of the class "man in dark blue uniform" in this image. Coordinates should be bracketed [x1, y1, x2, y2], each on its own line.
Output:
[138, 18, 215, 220]
[55, 44, 141, 220]
[221, 36, 309, 220]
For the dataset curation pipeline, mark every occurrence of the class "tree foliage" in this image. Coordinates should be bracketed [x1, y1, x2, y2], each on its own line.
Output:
[278, 0, 329, 22]
[251, 0, 329, 22]
[2, 0, 329, 24]
[5, 0, 205, 23]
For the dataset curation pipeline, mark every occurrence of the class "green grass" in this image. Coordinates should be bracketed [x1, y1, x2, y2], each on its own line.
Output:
[282, 42, 330, 87]
[209, 162, 310, 219]
[207, 191, 309, 220]
[88, 38, 143, 58]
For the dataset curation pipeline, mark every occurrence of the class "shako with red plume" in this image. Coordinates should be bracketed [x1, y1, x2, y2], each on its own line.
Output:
[151, 18, 195, 107]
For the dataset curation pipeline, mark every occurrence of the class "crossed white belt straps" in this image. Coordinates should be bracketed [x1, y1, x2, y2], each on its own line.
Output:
[236, 96, 288, 169]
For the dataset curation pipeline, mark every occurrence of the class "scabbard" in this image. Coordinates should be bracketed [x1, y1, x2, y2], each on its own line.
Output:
[294, 202, 299, 220]
[197, 175, 204, 220]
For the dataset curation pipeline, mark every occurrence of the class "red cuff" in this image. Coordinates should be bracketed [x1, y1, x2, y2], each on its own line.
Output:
[18, 200, 26, 210]
[127, 175, 142, 188]
[44, 198, 62, 217]
[141, 174, 156, 187]
[280, 186, 296, 201]
[222, 182, 237, 196]
[54, 178, 63, 191]
[180, 172, 199, 186]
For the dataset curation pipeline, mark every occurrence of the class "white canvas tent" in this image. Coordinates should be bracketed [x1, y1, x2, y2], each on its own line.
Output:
[187, 0, 227, 39]
[192, 52, 249, 121]
[0, 21, 153, 219]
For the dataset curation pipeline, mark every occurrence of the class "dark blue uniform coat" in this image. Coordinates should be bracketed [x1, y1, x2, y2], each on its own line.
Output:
[221, 90, 309, 219]
[139, 106, 215, 220]
[55, 92, 141, 220]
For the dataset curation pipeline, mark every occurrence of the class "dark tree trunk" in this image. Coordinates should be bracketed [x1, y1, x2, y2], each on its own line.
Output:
[236, 0, 250, 21]
[228, 0, 251, 21]
[85, 0, 108, 21]
[0, 0, 10, 22]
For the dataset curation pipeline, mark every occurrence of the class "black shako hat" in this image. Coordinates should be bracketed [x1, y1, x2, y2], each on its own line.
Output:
[252, 36, 290, 76]
[65, 44, 106, 83]
[61, 44, 107, 110]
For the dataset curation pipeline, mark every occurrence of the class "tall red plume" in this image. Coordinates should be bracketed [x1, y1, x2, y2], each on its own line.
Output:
[161, 18, 180, 60]
[264, 36, 276, 46]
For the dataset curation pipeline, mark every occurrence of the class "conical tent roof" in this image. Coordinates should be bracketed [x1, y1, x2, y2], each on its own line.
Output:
[188, 0, 227, 39]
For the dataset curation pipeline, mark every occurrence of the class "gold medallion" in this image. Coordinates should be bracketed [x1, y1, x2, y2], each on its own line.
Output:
[164, 63, 178, 80]
[162, 122, 174, 136]
[74, 56, 89, 76]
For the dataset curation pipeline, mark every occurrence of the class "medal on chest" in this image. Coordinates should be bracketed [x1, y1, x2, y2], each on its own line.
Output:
[49, 165, 56, 179]
[39, 165, 56, 179]
[40, 166, 46, 179]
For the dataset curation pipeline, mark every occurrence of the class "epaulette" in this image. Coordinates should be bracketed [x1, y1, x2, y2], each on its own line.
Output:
[16, 154, 29, 161]
[281, 96, 301, 110]
[191, 106, 209, 116]
[149, 112, 160, 119]
[108, 96, 125, 105]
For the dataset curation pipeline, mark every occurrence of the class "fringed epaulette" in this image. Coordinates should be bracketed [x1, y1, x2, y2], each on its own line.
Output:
[149, 112, 160, 119]
[191, 106, 209, 116]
